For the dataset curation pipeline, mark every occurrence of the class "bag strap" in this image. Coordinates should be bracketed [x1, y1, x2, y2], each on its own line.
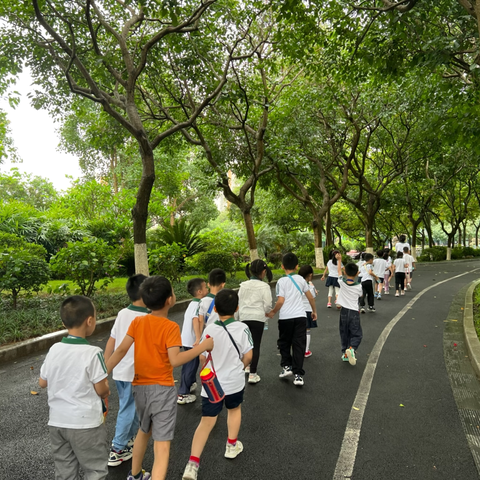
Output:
[215, 320, 241, 359]
[287, 274, 303, 295]
[205, 298, 215, 324]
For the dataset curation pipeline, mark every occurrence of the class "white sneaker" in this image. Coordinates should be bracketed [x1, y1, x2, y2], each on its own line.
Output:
[108, 448, 133, 467]
[293, 375, 304, 386]
[279, 366, 293, 378]
[407, 283, 412, 290]
[225, 440, 244, 459]
[190, 382, 197, 393]
[244, 365, 250, 374]
[182, 461, 199, 480]
[346, 348, 357, 366]
[248, 373, 261, 384]
[360, 307, 366, 314]
[177, 394, 196, 405]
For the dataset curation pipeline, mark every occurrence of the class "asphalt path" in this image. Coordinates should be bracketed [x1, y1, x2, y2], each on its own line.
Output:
[2, 260, 480, 480]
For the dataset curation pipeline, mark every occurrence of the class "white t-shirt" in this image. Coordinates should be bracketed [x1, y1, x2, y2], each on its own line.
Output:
[302, 282, 317, 312]
[181, 298, 202, 347]
[373, 258, 387, 278]
[110, 305, 149, 381]
[40, 337, 108, 429]
[337, 276, 363, 311]
[326, 260, 342, 278]
[198, 294, 219, 327]
[276, 275, 310, 320]
[403, 253, 414, 272]
[238, 279, 272, 323]
[395, 242, 410, 254]
[394, 258, 406, 273]
[385, 257, 392, 271]
[360, 262, 375, 282]
[201, 319, 253, 396]
[357, 260, 365, 278]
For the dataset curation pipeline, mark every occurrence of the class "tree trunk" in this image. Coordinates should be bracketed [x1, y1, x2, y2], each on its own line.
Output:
[243, 211, 258, 261]
[365, 216, 374, 254]
[132, 150, 155, 275]
[313, 218, 325, 269]
[111, 148, 118, 195]
[325, 209, 333, 247]
[476, 225, 479, 247]
[458, 229, 462, 247]
[464, 224, 467, 247]
[411, 222, 418, 260]
[446, 246, 452, 261]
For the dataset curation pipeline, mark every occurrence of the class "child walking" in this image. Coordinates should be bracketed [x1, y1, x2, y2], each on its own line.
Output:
[403, 246, 415, 290]
[267, 253, 317, 387]
[393, 251, 408, 297]
[320, 250, 343, 307]
[104, 274, 148, 467]
[238, 259, 273, 384]
[182, 289, 253, 480]
[106, 276, 213, 480]
[373, 250, 387, 300]
[359, 253, 379, 313]
[383, 250, 393, 295]
[298, 265, 318, 358]
[197, 268, 226, 330]
[39, 296, 110, 480]
[334, 254, 363, 366]
[178, 278, 209, 405]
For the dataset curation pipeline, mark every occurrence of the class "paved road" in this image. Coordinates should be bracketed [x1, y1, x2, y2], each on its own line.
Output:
[2, 260, 480, 480]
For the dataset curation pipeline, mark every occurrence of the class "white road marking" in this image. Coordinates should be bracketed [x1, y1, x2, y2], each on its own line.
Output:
[333, 269, 479, 480]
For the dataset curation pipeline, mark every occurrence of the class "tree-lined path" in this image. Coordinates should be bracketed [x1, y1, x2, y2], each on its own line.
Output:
[2, 260, 480, 479]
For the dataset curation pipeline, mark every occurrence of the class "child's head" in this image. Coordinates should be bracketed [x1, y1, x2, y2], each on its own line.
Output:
[396, 251, 403, 258]
[399, 234, 406, 243]
[245, 259, 273, 282]
[187, 278, 208, 298]
[364, 253, 374, 264]
[126, 274, 147, 302]
[140, 276, 175, 311]
[403, 246, 410, 254]
[331, 250, 340, 265]
[383, 251, 389, 261]
[376, 249, 384, 258]
[60, 295, 95, 332]
[298, 264, 314, 281]
[214, 289, 239, 317]
[208, 268, 226, 287]
[282, 252, 298, 271]
[345, 263, 359, 278]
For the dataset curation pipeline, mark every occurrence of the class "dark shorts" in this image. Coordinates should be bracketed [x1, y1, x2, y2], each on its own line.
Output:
[409, 271, 414, 278]
[376, 277, 384, 283]
[325, 276, 340, 288]
[306, 311, 318, 329]
[201, 388, 245, 417]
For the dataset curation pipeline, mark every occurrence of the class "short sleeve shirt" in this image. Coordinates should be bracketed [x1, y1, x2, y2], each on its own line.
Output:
[181, 298, 201, 347]
[276, 275, 309, 320]
[326, 260, 342, 278]
[337, 276, 363, 311]
[40, 337, 108, 429]
[360, 263, 374, 282]
[198, 294, 219, 327]
[373, 258, 387, 278]
[127, 314, 182, 386]
[302, 282, 316, 312]
[394, 258, 406, 273]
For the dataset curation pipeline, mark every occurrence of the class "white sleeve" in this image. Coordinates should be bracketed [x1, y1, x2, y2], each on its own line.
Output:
[276, 278, 286, 298]
[240, 325, 254, 355]
[88, 349, 108, 384]
[39, 355, 49, 381]
[110, 318, 118, 339]
[263, 286, 272, 313]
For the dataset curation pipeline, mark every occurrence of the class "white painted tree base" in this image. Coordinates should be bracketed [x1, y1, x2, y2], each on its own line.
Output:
[446, 247, 452, 261]
[249, 249, 259, 261]
[365, 247, 374, 254]
[315, 247, 325, 269]
[134, 243, 149, 275]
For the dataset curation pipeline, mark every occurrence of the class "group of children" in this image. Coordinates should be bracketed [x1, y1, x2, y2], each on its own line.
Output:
[38, 245, 412, 480]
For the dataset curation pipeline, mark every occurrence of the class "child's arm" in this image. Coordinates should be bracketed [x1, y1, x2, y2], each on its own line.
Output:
[321, 265, 328, 280]
[267, 296, 285, 318]
[242, 349, 253, 368]
[305, 291, 317, 320]
[168, 337, 214, 368]
[39, 377, 47, 388]
[94, 377, 110, 399]
[104, 336, 116, 364]
[192, 316, 202, 346]
[199, 353, 208, 370]
[106, 335, 134, 374]
[337, 256, 342, 277]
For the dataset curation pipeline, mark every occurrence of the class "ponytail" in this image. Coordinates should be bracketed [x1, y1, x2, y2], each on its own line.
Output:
[245, 259, 273, 283]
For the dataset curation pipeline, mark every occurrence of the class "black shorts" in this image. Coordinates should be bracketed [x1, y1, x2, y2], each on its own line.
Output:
[377, 277, 384, 283]
[306, 311, 318, 329]
[201, 388, 245, 417]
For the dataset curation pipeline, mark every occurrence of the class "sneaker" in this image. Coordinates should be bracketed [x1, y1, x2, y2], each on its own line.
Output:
[346, 348, 357, 366]
[369, 306, 375, 312]
[225, 440, 244, 459]
[377, 294, 382, 300]
[248, 373, 261, 384]
[127, 470, 151, 480]
[384, 291, 389, 295]
[305, 350, 313, 358]
[342, 354, 350, 362]
[360, 307, 366, 314]
[126, 436, 135, 449]
[395, 293, 400, 297]
[327, 302, 332, 308]
[182, 462, 199, 480]
[177, 394, 196, 405]
[407, 283, 412, 290]
[108, 448, 133, 467]
[279, 366, 293, 378]
[374, 292, 378, 299]
[190, 382, 197, 393]
[401, 291, 405, 296]
[244, 365, 250, 374]
[293, 374, 304, 386]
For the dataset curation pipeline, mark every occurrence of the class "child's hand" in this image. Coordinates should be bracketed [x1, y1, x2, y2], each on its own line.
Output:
[266, 310, 275, 318]
[311, 312, 317, 321]
[321, 276, 325, 281]
[202, 336, 214, 352]
[335, 252, 342, 260]
[336, 304, 342, 310]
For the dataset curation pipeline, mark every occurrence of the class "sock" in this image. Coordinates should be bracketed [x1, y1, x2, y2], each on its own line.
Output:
[228, 438, 237, 446]
[189, 456, 200, 466]
[305, 332, 311, 352]
[133, 472, 143, 480]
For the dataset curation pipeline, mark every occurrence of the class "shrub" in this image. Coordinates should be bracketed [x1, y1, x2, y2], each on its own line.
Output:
[297, 244, 315, 266]
[149, 243, 187, 283]
[418, 246, 447, 262]
[267, 252, 283, 269]
[50, 238, 119, 296]
[194, 250, 235, 276]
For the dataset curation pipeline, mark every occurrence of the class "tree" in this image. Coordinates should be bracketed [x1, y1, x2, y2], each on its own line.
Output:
[1, 0, 254, 274]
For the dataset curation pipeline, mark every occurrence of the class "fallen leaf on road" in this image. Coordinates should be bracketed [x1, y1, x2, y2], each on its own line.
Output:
[399, 404, 405, 407]
[30, 391, 39, 395]
[454, 343, 458, 347]
[353, 407, 359, 411]
[424, 345, 427, 347]
[461, 308, 464, 310]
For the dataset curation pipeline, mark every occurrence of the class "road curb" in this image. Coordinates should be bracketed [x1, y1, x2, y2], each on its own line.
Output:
[0, 274, 316, 365]
[463, 279, 480, 379]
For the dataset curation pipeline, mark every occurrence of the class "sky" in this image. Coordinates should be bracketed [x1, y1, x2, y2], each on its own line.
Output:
[0, 70, 81, 191]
